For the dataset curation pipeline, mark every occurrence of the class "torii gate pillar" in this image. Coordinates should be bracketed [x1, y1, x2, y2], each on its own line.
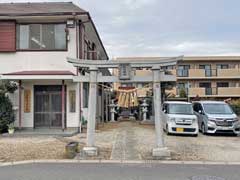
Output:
[83, 66, 98, 156]
[67, 56, 183, 158]
[152, 66, 170, 158]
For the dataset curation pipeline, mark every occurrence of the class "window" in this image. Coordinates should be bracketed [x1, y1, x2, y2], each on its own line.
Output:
[168, 104, 193, 115]
[199, 65, 212, 77]
[203, 103, 233, 115]
[17, 23, 66, 50]
[177, 65, 190, 77]
[193, 103, 203, 113]
[83, 83, 89, 108]
[217, 82, 229, 87]
[216, 64, 229, 69]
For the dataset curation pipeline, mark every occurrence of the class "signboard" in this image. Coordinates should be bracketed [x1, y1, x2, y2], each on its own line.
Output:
[24, 89, 31, 113]
[119, 63, 131, 80]
[69, 90, 76, 112]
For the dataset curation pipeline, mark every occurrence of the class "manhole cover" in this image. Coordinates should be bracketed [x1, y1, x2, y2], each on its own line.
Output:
[190, 175, 226, 180]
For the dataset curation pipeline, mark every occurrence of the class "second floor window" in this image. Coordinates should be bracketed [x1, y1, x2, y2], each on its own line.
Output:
[216, 64, 229, 69]
[177, 65, 190, 77]
[16, 23, 66, 50]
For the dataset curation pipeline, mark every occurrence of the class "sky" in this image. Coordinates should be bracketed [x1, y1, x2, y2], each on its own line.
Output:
[1, 0, 240, 58]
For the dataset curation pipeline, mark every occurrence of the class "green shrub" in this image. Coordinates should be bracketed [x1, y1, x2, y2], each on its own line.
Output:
[0, 94, 15, 133]
[179, 88, 187, 98]
[230, 99, 240, 115]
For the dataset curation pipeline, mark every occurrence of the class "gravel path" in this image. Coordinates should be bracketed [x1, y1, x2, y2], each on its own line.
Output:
[110, 122, 140, 160]
[0, 136, 67, 162]
[1, 121, 240, 162]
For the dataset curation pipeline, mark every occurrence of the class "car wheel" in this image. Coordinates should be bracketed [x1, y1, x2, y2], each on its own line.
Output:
[201, 123, 206, 135]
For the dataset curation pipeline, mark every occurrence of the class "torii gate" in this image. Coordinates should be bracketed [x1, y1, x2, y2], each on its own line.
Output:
[68, 56, 183, 157]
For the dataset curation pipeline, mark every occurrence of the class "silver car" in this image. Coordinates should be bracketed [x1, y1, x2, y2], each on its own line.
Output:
[193, 101, 240, 135]
[162, 101, 199, 136]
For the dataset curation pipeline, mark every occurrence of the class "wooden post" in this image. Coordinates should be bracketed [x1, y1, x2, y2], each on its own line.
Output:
[18, 80, 22, 130]
[62, 80, 65, 131]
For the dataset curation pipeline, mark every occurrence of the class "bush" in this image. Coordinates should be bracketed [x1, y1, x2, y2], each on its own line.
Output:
[230, 99, 240, 115]
[0, 94, 15, 133]
[179, 88, 187, 98]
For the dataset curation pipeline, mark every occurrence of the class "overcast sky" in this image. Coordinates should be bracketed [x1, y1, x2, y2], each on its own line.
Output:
[2, 0, 240, 58]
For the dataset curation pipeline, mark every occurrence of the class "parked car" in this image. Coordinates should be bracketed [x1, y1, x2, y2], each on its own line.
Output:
[193, 101, 240, 135]
[162, 101, 199, 136]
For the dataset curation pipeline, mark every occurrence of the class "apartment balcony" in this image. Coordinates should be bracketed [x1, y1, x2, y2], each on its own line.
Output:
[177, 68, 240, 79]
[217, 68, 240, 77]
[188, 87, 240, 97]
[218, 87, 240, 96]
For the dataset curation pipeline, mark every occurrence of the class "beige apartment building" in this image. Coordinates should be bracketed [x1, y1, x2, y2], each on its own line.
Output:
[113, 56, 240, 100]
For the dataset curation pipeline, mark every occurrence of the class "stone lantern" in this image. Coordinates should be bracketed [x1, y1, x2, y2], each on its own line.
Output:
[109, 100, 117, 122]
[141, 99, 149, 121]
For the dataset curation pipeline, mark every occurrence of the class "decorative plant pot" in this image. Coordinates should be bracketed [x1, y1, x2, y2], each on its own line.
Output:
[8, 129, 14, 134]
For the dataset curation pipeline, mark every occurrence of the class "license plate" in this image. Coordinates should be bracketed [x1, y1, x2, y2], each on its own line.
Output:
[176, 128, 184, 132]
[219, 127, 230, 130]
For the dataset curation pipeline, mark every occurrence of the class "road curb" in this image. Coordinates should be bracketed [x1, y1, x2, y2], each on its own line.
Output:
[1, 159, 240, 167]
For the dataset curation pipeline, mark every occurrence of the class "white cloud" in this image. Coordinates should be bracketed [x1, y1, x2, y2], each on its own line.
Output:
[2, 0, 240, 58]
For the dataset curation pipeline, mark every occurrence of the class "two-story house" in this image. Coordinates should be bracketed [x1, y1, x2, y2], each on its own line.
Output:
[0, 2, 108, 131]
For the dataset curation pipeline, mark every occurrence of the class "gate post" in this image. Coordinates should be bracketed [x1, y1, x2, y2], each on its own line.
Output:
[152, 66, 170, 158]
[83, 66, 98, 156]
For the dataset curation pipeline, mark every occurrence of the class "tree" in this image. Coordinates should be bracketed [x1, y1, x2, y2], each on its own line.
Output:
[179, 88, 187, 98]
[0, 80, 17, 133]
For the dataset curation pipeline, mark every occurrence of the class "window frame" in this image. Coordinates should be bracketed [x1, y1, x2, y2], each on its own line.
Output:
[16, 22, 68, 51]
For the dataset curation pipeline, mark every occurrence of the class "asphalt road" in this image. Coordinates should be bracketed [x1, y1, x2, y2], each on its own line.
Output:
[0, 163, 239, 180]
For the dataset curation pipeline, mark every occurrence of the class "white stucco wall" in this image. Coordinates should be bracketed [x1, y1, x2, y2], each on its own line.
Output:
[9, 80, 80, 128]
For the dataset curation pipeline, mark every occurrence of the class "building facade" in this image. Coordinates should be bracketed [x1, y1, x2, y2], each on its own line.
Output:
[0, 2, 108, 130]
[114, 56, 240, 100]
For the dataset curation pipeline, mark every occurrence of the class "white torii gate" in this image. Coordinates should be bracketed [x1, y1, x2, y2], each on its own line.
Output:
[68, 56, 183, 157]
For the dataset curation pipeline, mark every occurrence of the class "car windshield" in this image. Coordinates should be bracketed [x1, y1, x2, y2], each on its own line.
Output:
[168, 104, 193, 115]
[203, 103, 233, 114]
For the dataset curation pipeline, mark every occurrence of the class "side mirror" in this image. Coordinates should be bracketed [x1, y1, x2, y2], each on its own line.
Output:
[163, 109, 166, 113]
[198, 110, 202, 114]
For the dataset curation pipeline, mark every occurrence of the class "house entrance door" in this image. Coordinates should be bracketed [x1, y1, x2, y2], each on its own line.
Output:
[34, 85, 64, 128]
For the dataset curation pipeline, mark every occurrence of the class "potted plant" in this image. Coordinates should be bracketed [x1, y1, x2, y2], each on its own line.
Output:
[7, 123, 15, 134]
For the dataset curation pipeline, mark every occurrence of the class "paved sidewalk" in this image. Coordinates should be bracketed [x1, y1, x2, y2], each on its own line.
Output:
[110, 122, 140, 160]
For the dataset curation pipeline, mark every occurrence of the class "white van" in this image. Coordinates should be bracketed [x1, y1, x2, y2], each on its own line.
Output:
[162, 101, 199, 136]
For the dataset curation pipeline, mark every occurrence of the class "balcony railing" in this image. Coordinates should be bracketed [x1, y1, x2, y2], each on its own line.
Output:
[217, 69, 240, 77]
[188, 87, 240, 96]
[176, 68, 240, 78]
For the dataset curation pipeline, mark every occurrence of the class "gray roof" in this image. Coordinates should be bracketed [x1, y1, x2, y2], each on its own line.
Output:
[0, 2, 87, 16]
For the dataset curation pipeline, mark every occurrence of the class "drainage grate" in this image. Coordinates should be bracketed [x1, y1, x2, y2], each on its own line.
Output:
[190, 175, 226, 180]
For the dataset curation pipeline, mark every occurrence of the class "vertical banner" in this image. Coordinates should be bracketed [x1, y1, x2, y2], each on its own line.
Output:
[69, 90, 76, 112]
[24, 89, 31, 113]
